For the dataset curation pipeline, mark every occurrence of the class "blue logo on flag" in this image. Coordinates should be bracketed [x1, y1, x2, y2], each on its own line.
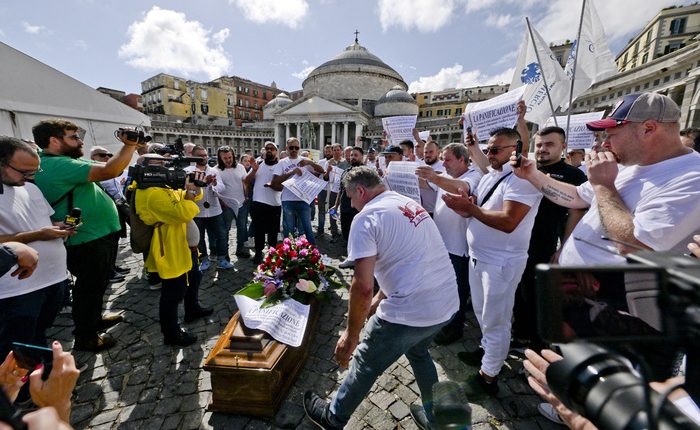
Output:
[520, 62, 541, 84]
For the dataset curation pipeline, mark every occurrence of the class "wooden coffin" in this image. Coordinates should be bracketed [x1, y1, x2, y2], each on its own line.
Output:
[203, 302, 321, 417]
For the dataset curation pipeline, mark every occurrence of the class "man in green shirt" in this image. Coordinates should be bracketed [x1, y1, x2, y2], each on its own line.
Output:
[32, 119, 142, 352]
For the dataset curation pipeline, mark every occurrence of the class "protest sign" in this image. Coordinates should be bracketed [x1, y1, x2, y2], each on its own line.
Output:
[464, 86, 526, 140]
[418, 130, 430, 142]
[234, 295, 310, 347]
[282, 168, 327, 204]
[384, 161, 421, 203]
[382, 115, 417, 146]
[543, 111, 604, 150]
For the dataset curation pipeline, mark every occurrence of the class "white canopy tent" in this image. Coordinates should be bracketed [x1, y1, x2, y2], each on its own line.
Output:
[0, 41, 150, 155]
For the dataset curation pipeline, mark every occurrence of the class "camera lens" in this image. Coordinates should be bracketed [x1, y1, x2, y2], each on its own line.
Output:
[203, 202, 210, 209]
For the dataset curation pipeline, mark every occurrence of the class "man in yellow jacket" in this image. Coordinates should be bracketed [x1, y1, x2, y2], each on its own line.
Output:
[135, 168, 213, 346]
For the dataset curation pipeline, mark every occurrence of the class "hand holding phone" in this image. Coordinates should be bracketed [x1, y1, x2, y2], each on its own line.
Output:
[11, 342, 53, 381]
[514, 140, 524, 168]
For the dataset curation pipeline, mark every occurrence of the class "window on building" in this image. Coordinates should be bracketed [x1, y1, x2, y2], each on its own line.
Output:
[245, 87, 249, 94]
[674, 72, 682, 79]
[253, 89, 258, 97]
[201, 104, 209, 115]
[642, 53, 649, 64]
[254, 112, 259, 120]
[455, 107, 462, 116]
[623, 52, 628, 65]
[593, 97, 598, 103]
[646, 30, 653, 44]
[201, 89, 207, 100]
[174, 80, 179, 90]
[669, 17, 686, 35]
[254, 102, 258, 109]
[617, 90, 623, 97]
[445, 108, 451, 116]
[625, 88, 631, 94]
[426, 111, 433, 117]
[633, 41, 639, 55]
[437, 109, 444, 116]
[653, 79, 660, 86]
[237, 86, 242, 92]
[238, 99, 242, 106]
[634, 85, 640, 92]
[664, 42, 685, 54]
[664, 75, 670, 83]
[245, 100, 249, 108]
[263, 91, 267, 99]
[644, 82, 650, 89]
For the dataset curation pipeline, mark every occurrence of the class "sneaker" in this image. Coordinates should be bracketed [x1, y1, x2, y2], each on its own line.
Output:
[164, 330, 197, 347]
[463, 372, 499, 399]
[537, 403, 566, 426]
[338, 259, 355, 269]
[457, 348, 485, 366]
[235, 249, 251, 259]
[217, 259, 235, 270]
[73, 333, 117, 353]
[199, 259, 211, 271]
[409, 404, 433, 430]
[184, 306, 214, 323]
[148, 283, 162, 290]
[99, 313, 124, 330]
[303, 391, 342, 430]
[433, 325, 463, 345]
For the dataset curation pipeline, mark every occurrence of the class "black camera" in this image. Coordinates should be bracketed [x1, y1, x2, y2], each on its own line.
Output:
[129, 158, 207, 190]
[116, 127, 152, 145]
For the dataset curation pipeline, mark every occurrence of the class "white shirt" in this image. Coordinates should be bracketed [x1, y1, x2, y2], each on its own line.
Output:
[0, 183, 68, 298]
[272, 157, 316, 202]
[347, 191, 458, 327]
[434, 168, 484, 257]
[99, 170, 127, 201]
[215, 164, 247, 207]
[419, 160, 444, 213]
[560, 151, 700, 265]
[252, 162, 282, 206]
[467, 163, 542, 265]
[184, 165, 223, 217]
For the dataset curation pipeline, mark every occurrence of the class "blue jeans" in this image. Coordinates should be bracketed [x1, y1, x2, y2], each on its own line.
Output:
[0, 280, 67, 359]
[222, 201, 249, 251]
[282, 200, 315, 245]
[329, 315, 449, 425]
[194, 214, 228, 259]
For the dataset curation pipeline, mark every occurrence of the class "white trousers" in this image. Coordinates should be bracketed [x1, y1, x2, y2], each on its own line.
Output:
[469, 257, 527, 377]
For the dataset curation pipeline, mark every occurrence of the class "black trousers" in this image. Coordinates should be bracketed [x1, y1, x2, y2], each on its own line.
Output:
[66, 234, 116, 340]
[443, 253, 471, 331]
[159, 250, 202, 338]
[340, 210, 358, 241]
[251, 201, 281, 255]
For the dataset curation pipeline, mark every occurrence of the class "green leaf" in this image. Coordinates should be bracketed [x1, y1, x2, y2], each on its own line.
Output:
[236, 282, 264, 299]
[260, 290, 283, 308]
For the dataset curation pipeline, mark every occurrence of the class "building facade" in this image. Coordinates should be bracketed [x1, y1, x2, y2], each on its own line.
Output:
[615, 4, 700, 72]
[414, 84, 509, 120]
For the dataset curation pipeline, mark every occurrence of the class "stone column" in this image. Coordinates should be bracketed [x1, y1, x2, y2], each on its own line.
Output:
[319, 122, 325, 150]
[355, 122, 363, 146]
[331, 122, 337, 144]
[343, 121, 349, 147]
[274, 124, 280, 147]
[285, 123, 290, 142]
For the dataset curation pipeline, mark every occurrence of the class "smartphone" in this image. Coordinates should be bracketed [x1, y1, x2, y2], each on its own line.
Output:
[514, 140, 523, 167]
[11, 342, 53, 380]
[466, 126, 474, 145]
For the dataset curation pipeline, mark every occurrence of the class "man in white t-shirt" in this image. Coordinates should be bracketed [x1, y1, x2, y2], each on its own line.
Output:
[0, 137, 73, 362]
[269, 137, 325, 245]
[214, 146, 250, 259]
[317, 143, 345, 239]
[443, 127, 542, 398]
[418, 141, 444, 216]
[185, 145, 234, 271]
[304, 167, 458, 430]
[245, 142, 282, 264]
[417, 143, 484, 345]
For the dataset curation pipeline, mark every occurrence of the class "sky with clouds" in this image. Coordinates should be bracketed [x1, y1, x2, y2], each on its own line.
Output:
[0, 0, 693, 96]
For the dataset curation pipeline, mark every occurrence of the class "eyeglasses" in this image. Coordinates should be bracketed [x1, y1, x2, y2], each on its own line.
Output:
[61, 133, 83, 141]
[265, 147, 277, 151]
[95, 153, 113, 158]
[485, 144, 516, 155]
[5, 163, 42, 178]
[288, 146, 300, 150]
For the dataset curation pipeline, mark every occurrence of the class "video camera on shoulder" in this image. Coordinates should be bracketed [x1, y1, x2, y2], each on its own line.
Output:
[129, 139, 206, 190]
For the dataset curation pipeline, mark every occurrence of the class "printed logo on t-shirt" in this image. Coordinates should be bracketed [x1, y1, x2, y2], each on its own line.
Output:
[398, 201, 429, 227]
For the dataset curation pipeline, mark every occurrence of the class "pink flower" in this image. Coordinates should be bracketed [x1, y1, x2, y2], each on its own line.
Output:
[283, 238, 291, 245]
[295, 279, 317, 293]
[300, 249, 309, 257]
[263, 281, 278, 297]
[281, 244, 290, 252]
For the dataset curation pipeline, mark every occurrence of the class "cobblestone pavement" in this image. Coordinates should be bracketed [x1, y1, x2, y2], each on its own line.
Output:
[47, 219, 562, 430]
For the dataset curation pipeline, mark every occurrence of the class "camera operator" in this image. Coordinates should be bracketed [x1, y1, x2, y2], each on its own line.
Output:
[32, 120, 140, 353]
[134, 159, 210, 346]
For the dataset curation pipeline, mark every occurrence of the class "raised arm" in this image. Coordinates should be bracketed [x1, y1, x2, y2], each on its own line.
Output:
[511, 155, 589, 209]
[87, 131, 141, 182]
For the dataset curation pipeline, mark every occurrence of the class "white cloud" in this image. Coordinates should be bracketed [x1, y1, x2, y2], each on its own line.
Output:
[378, 0, 458, 33]
[118, 7, 231, 80]
[231, 0, 309, 29]
[292, 65, 315, 79]
[0, 29, 5, 37]
[408, 64, 515, 93]
[22, 21, 45, 34]
[536, 0, 690, 47]
[74, 40, 88, 50]
[485, 13, 514, 28]
[302, 59, 309, 66]
[465, 0, 542, 13]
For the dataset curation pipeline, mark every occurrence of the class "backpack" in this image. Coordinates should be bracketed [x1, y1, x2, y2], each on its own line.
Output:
[128, 188, 163, 255]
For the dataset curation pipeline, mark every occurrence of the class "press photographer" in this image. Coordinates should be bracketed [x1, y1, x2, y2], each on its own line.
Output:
[32, 121, 145, 353]
[132, 155, 212, 346]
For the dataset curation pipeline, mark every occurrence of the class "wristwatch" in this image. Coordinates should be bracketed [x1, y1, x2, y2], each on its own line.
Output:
[187, 189, 199, 196]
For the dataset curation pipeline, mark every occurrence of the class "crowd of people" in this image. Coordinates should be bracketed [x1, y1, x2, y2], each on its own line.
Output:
[1, 91, 699, 429]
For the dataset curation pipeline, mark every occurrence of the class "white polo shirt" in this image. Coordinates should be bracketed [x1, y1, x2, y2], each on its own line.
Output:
[272, 156, 315, 202]
[434, 168, 484, 257]
[252, 162, 282, 206]
[347, 191, 458, 327]
[467, 163, 542, 265]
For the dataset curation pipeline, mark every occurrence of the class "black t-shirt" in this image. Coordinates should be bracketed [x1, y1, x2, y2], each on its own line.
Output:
[528, 159, 587, 262]
[339, 167, 359, 214]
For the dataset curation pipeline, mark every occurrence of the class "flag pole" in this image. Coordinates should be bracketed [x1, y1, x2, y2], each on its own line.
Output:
[566, 0, 587, 142]
[526, 17, 559, 127]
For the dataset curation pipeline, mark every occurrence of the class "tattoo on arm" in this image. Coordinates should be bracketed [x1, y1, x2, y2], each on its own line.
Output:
[541, 185, 575, 203]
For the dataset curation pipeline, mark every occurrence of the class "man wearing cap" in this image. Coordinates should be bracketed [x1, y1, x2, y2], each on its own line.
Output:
[514, 92, 700, 266]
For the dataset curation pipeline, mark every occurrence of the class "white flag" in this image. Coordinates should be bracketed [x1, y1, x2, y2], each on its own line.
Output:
[511, 22, 570, 125]
[562, 0, 617, 109]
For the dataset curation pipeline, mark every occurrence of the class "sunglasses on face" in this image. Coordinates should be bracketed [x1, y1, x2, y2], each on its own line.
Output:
[96, 153, 113, 158]
[288, 146, 300, 150]
[485, 144, 516, 155]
